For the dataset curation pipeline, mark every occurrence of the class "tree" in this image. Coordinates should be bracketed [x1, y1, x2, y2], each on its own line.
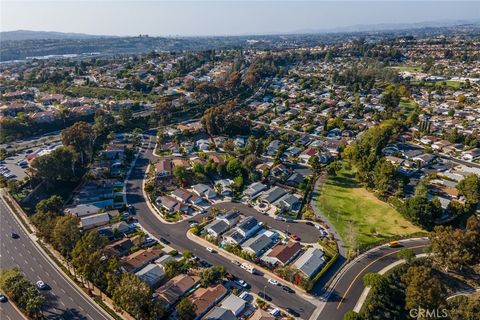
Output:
[397, 248, 415, 264]
[402, 195, 442, 230]
[19, 286, 45, 317]
[173, 165, 189, 186]
[30, 146, 79, 185]
[372, 159, 396, 196]
[344, 311, 362, 320]
[36, 195, 63, 214]
[119, 107, 133, 127]
[457, 174, 480, 209]
[363, 273, 385, 288]
[52, 215, 81, 258]
[61, 121, 94, 165]
[402, 265, 446, 311]
[176, 297, 197, 320]
[113, 273, 165, 320]
[200, 265, 226, 287]
[308, 155, 321, 173]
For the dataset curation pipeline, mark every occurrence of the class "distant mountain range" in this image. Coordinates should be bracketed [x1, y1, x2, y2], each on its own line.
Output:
[0, 30, 114, 41]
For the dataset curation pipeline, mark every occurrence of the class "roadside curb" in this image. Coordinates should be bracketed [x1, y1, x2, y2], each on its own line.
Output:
[186, 230, 311, 297]
[1, 191, 115, 320]
[353, 253, 429, 313]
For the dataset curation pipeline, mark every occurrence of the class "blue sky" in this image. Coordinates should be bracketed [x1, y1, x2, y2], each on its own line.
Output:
[2, 1, 480, 36]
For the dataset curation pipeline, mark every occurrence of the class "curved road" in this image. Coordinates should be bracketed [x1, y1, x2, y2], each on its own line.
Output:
[126, 143, 318, 318]
[128, 133, 430, 320]
[317, 238, 429, 320]
[0, 197, 112, 320]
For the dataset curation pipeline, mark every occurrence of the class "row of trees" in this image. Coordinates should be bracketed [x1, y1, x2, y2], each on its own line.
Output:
[0, 268, 45, 317]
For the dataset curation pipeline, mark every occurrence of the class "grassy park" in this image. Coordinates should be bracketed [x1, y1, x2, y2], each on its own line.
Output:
[317, 166, 422, 249]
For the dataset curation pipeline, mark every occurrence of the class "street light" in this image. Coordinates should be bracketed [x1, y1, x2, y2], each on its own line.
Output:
[263, 285, 267, 300]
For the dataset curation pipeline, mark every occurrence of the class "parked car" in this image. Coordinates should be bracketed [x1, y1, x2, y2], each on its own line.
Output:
[11, 232, 19, 239]
[286, 307, 300, 317]
[159, 237, 170, 245]
[267, 278, 279, 286]
[231, 260, 240, 266]
[258, 291, 272, 301]
[206, 247, 216, 253]
[282, 286, 295, 293]
[0, 294, 7, 303]
[305, 221, 314, 226]
[235, 279, 249, 288]
[290, 234, 300, 241]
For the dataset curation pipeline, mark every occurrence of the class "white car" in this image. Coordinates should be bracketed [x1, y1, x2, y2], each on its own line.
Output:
[268, 278, 279, 286]
[36, 280, 47, 290]
[206, 247, 215, 253]
[235, 279, 248, 288]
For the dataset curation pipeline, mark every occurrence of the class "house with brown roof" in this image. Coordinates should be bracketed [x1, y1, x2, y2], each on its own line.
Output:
[155, 274, 200, 307]
[249, 309, 275, 320]
[190, 284, 228, 319]
[156, 159, 173, 178]
[262, 241, 303, 266]
[103, 238, 134, 257]
[121, 247, 162, 273]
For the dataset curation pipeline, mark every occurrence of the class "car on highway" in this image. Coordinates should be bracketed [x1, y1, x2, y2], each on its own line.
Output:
[282, 285, 295, 293]
[286, 307, 300, 317]
[388, 240, 399, 248]
[11, 232, 19, 239]
[0, 294, 7, 303]
[267, 278, 279, 286]
[36, 280, 47, 290]
[258, 291, 272, 301]
[290, 234, 300, 241]
[206, 247, 216, 253]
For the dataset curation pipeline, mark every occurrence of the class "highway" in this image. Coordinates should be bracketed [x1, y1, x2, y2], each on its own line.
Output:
[126, 142, 318, 319]
[0, 197, 111, 320]
[317, 238, 429, 320]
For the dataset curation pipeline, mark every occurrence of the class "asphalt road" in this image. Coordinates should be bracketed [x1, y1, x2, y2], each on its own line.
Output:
[126, 144, 318, 319]
[0, 198, 111, 320]
[318, 238, 430, 320]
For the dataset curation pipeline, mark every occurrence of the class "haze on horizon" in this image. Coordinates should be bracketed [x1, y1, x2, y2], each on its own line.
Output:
[2, 1, 480, 37]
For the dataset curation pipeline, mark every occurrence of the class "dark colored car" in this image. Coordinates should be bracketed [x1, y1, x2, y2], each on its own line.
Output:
[11, 232, 19, 239]
[286, 307, 300, 317]
[258, 291, 272, 301]
[159, 237, 170, 245]
[199, 260, 212, 268]
[0, 294, 7, 303]
[282, 286, 295, 293]
[305, 221, 314, 226]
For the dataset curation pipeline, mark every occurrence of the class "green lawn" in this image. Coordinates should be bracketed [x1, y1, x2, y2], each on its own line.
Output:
[399, 98, 417, 116]
[390, 65, 422, 73]
[317, 167, 422, 249]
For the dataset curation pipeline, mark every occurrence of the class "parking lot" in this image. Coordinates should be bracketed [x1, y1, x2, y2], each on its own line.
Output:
[1, 143, 62, 181]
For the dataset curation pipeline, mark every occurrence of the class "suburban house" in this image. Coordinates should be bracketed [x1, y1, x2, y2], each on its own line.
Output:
[462, 148, 480, 161]
[242, 233, 273, 256]
[156, 274, 200, 308]
[263, 241, 302, 266]
[156, 195, 188, 213]
[104, 238, 135, 257]
[65, 203, 103, 217]
[135, 263, 166, 288]
[121, 247, 162, 273]
[79, 212, 110, 230]
[261, 186, 287, 205]
[191, 284, 228, 319]
[249, 309, 275, 320]
[204, 307, 236, 320]
[273, 193, 302, 213]
[216, 210, 241, 226]
[285, 172, 305, 188]
[205, 220, 230, 238]
[266, 140, 281, 156]
[192, 184, 217, 199]
[236, 216, 261, 239]
[171, 188, 193, 203]
[243, 182, 267, 200]
[293, 248, 326, 279]
[214, 179, 233, 196]
[156, 159, 173, 178]
[219, 293, 246, 316]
